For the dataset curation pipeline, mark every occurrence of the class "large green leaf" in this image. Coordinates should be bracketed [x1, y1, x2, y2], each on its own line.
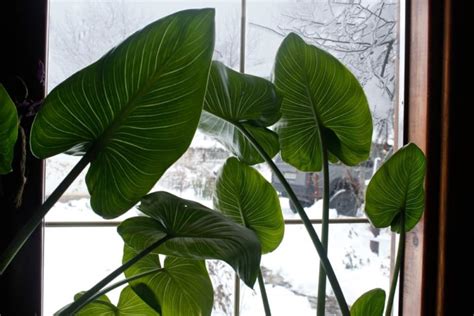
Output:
[274, 33, 372, 171]
[365, 143, 426, 233]
[0, 84, 18, 174]
[124, 245, 212, 316]
[214, 157, 284, 253]
[116, 286, 158, 315]
[199, 61, 281, 165]
[118, 191, 261, 287]
[74, 286, 156, 315]
[73, 293, 116, 316]
[350, 288, 385, 316]
[30, 9, 215, 218]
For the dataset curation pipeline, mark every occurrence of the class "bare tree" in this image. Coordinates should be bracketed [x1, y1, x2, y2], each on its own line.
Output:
[275, 0, 397, 94]
[250, 0, 398, 151]
[213, 8, 262, 71]
[48, 0, 150, 89]
[213, 10, 242, 69]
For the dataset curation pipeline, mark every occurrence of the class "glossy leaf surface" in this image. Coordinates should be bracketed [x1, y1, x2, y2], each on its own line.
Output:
[118, 191, 261, 287]
[0, 84, 18, 174]
[199, 61, 280, 165]
[274, 33, 372, 171]
[124, 245, 212, 316]
[350, 288, 385, 316]
[365, 143, 426, 232]
[30, 9, 215, 218]
[74, 286, 156, 315]
[214, 157, 284, 253]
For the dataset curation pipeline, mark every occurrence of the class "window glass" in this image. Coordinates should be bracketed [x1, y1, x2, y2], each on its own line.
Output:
[45, 0, 237, 312]
[45, 0, 401, 314]
[44, 227, 124, 315]
[46, 0, 239, 222]
[44, 227, 236, 316]
[239, 224, 391, 314]
[247, 0, 399, 219]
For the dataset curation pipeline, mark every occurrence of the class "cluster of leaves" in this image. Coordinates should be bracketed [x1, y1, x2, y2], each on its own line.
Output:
[0, 8, 426, 316]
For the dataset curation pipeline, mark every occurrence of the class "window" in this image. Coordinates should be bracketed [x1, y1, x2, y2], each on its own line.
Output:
[43, 0, 402, 314]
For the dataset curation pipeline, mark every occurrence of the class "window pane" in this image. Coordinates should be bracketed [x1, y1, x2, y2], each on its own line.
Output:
[240, 224, 392, 315]
[247, 0, 400, 220]
[45, 0, 402, 314]
[46, 0, 239, 222]
[207, 261, 236, 315]
[45, 0, 239, 313]
[44, 227, 236, 315]
[44, 227, 124, 315]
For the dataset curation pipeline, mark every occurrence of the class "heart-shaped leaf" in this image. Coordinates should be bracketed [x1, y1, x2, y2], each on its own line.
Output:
[116, 286, 158, 315]
[0, 84, 18, 174]
[124, 245, 212, 316]
[73, 293, 116, 316]
[30, 9, 215, 218]
[350, 288, 385, 316]
[199, 61, 281, 165]
[214, 157, 284, 253]
[274, 33, 372, 171]
[118, 191, 261, 287]
[74, 286, 156, 315]
[365, 143, 426, 233]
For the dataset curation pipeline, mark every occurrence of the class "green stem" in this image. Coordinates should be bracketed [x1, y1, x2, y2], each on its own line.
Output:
[235, 123, 349, 316]
[79, 266, 165, 311]
[317, 141, 330, 316]
[385, 216, 405, 316]
[58, 236, 172, 315]
[0, 151, 93, 275]
[258, 269, 271, 316]
[234, 273, 240, 316]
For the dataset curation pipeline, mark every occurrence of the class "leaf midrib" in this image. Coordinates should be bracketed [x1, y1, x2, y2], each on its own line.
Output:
[139, 216, 246, 242]
[395, 149, 419, 231]
[92, 56, 178, 158]
[300, 50, 323, 139]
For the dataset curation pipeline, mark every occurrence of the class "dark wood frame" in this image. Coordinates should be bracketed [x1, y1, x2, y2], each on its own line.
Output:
[403, 0, 469, 315]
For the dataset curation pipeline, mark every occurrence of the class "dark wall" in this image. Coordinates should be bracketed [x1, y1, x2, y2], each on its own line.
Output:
[0, 1, 48, 315]
[443, 1, 470, 315]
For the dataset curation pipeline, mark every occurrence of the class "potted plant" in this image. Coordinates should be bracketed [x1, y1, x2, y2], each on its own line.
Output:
[0, 8, 426, 316]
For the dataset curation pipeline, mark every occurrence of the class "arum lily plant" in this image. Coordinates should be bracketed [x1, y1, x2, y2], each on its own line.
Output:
[0, 8, 426, 316]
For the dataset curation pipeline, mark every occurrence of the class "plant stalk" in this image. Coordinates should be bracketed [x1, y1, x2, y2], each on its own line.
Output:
[234, 273, 240, 316]
[385, 216, 405, 316]
[235, 123, 349, 316]
[0, 151, 93, 275]
[58, 236, 171, 315]
[317, 141, 330, 316]
[79, 266, 165, 310]
[258, 268, 271, 316]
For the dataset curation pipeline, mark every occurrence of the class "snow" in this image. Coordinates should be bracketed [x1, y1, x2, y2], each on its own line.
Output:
[259, 201, 391, 306]
[191, 131, 226, 150]
[44, 227, 125, 314]
[44, 0, 396, 314]
[44, 151, 392, 315]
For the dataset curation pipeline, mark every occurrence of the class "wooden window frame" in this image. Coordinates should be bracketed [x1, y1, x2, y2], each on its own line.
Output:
[403, 0, 468, 315]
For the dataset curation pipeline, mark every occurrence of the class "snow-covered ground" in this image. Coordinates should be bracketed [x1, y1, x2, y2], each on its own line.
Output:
[44, 151, 392, 315]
